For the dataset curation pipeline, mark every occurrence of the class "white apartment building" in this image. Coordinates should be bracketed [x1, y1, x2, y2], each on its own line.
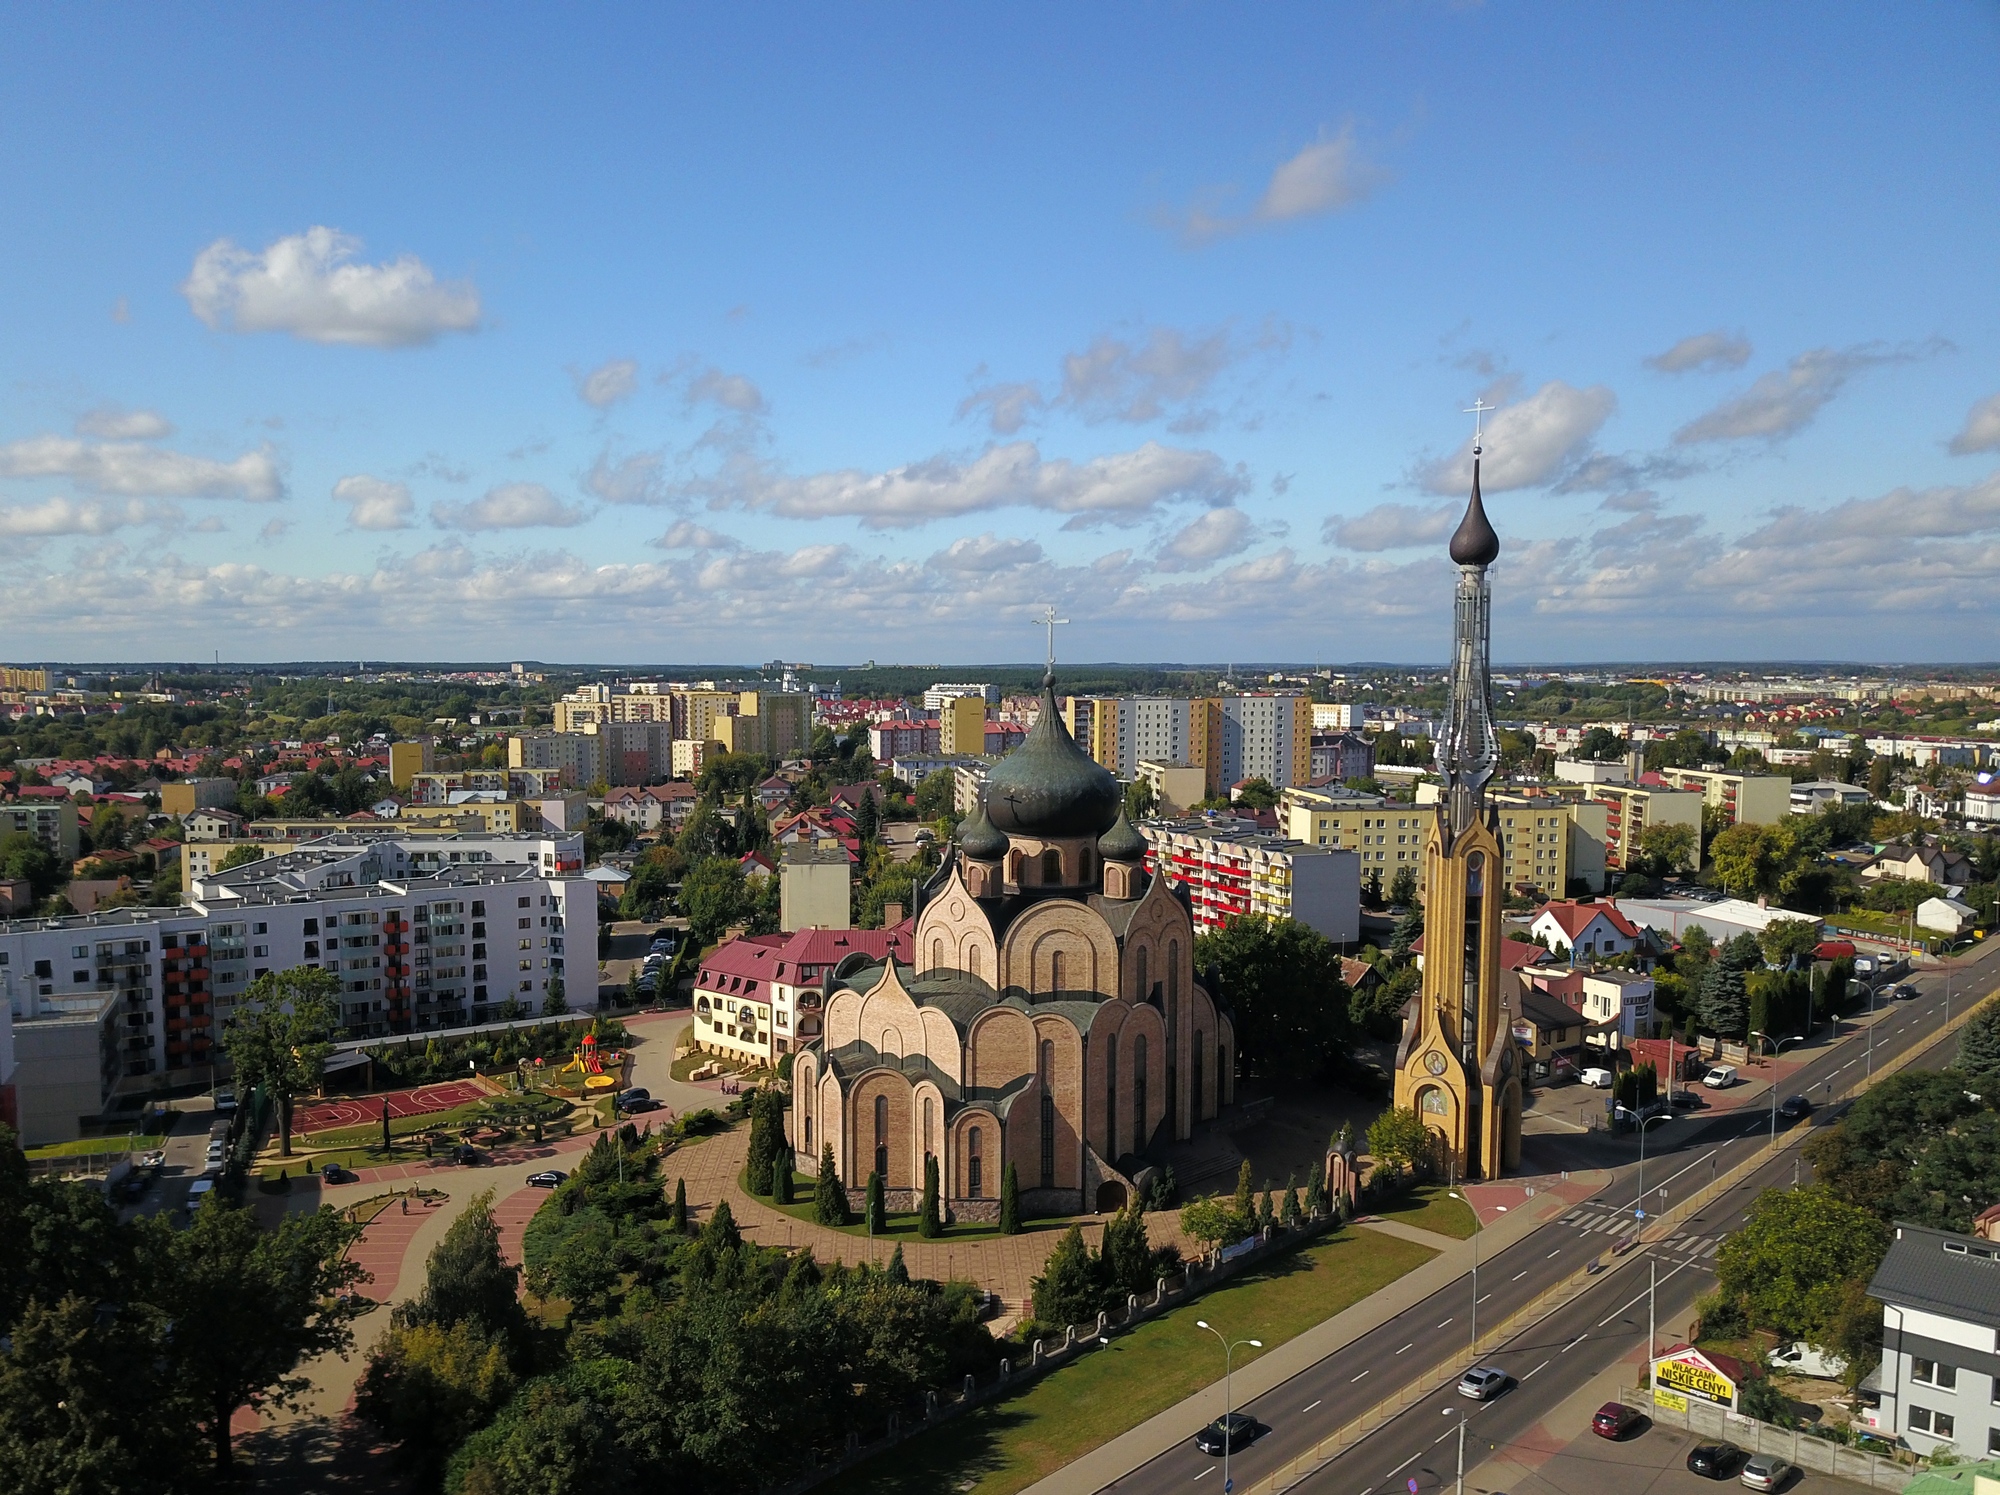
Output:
[0, 832, 593, 1100]
[923, 682, 998, 710]
[1311, 703, 1365, 730]
[1209, 693, 1311, 791]
[1104, 697, 1194, 778]
[1138, 818, 1359, 943]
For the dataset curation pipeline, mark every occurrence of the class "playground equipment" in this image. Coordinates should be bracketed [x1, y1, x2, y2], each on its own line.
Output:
[559, 1032, 606, 1078]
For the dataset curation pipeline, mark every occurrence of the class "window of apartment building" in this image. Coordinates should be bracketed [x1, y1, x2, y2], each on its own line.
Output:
[1909, 1407, 1954, 1439]
[1914, 1358, 1958, 1389]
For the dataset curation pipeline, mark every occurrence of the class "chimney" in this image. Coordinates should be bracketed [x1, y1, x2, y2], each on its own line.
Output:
[882, 902, 904, 926]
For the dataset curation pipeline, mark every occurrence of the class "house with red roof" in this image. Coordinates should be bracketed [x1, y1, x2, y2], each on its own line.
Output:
[1529, 899, 1647, 965]
[690, 922, 915, 1066]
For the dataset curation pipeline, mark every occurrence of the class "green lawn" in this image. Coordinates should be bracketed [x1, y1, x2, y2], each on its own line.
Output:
[1369, 1183, 1480, 1239]
[818, 1227, 1437, 1495]
[749, 1170, 1082, 1243]
[25, 1133, 150, 1159]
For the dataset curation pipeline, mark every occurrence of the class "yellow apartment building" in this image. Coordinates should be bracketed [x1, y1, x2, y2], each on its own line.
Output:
[1650, 767, 1791, 827]
[1587, 782, 1704, 874]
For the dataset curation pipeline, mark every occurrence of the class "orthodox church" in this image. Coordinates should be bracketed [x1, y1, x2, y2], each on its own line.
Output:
[789, 678, 1236, 1218]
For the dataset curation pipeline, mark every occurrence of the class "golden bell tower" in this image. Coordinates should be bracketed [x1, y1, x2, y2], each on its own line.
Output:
[1393, 408, 1524, 1180]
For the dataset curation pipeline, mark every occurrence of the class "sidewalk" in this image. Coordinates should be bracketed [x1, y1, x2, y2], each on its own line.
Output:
[1020, 1167, 1611, 1495]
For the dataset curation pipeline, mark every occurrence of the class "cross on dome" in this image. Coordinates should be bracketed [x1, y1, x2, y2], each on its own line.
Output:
[1032, 604, 1068, 686]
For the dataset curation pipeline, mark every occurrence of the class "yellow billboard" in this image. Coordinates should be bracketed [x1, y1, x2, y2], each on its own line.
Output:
[1653, 1351, 1737, 1407]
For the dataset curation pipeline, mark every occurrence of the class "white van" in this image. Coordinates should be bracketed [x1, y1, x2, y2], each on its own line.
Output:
[1702, 1064, 1738, 1089]
[1580, 1067, 1614, 1088]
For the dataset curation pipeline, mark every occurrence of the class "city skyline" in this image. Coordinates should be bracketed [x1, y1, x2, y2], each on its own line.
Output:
[2, 6, 1996, 662]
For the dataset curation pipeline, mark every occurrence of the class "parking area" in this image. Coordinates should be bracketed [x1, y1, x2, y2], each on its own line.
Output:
[1470, 1409, 1873, 1495]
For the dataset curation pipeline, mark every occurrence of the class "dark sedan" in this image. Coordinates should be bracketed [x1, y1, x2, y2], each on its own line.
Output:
[1194, 1412, 1258, 1456]
[527, 1170, 568, 1188]
[621, 1097, 665, 1114]
[1687, 1441, 1743, 1478]
[1778, 1095, 1812, 1121]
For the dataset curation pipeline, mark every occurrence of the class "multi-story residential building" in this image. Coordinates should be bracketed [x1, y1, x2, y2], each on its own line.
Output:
[780, 842, 852, 932]
[1063, 696, 1198, 779]
[1651, 767, 1792, 827]
[2, 832, 590, 1105]
[1310, 731, 1375, 783]
[1587, 781, 1705, 875]
[871, 720, 941, 759]
[690, 925, 913, 1066]
[1138, 818, 1359, 942]
[510, 730, 602, 788]
[0, 666, 49, 692]
[922, 682, 997, 710]
[1192, 694, 1312, 795]
[603, 782, 700, 831]
[1791, 778, 1874, 814]
[1866, 736, 1981, 769]
[670, 687, 741, 746]
[158, 777, 239, 817]
[715, 691, 811, 759]
[1863, 1222, 2000, 1454]
[1137, 760, 1208, 816]
[1282, 787, 1411, 880]
[407, 769, 567, 804]
[938, 695, 987, 756]
[0, 797, 80, 862]
[1311, 703, 1365, 730]
[387, 740, 434, 788]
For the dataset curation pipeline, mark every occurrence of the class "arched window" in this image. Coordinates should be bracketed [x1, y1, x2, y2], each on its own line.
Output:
[1050, 950, 1065, 992]
[1041, 848, 1063, 884]
[1008, 850, 1024, 885]
[1133, 1034, 1148, 1147]
[1191, 1029, 1204, 1119]
[968, 1126, 984, 1197]
[931, 937, 944, 969]
[1079, 847, 1095, 883]
[1105, 1032, 1119, 1160]
[1168, 941, 1180, 1006]
[923, 1096, 934, 1165]
[969, 945, 982, 981]
[874, 1094, 889, 1181]
[1136, 946, 1149, 1004]
[1039, 1038, 1056, 1188]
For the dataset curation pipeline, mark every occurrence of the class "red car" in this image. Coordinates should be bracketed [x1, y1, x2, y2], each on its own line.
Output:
[1592, 1402, 1641, 1440]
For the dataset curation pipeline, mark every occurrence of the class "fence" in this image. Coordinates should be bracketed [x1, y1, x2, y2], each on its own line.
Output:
[1623, 1387, 1906, 1489]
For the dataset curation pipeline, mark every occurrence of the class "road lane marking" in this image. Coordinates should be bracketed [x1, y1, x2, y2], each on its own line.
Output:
[1477, 1292, 1491, 1303]
[1397, 1342, 1415, 1354]
[1304, 1400, 1322, 1413]
[1388, 1450, 1424, 1477]
[1436, 1318, 1453, 1329]
[1194, 1467, 1214, 1480]
[1512, 1271, 1527, 1281]
[1547, 1249, 1561, 1258]
[1353, 1370, 1371, 1383]
[1436, 1429, 1456, 1445]
[1563, 1333, 1588, 1352]
[1526, 1359, 1551, 1378]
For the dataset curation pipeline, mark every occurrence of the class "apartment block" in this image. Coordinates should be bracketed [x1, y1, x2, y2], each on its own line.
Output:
[671, 688, 742, 746]
[1137, 760, 1207, 816]
[510, 730, 602, 788]
[1, 798, 80, 863]
[1139, 818, 1359, 942]
[388, 740, 434, 788]
[407, 768, 566, 804]
[158, 777, 239, 817]
[1587, 782, 1705, 874]
[1282, 787, 1414, 876]
[0, 667, 49, 692]
[715, 691, 811, 759]
[1650, 767, 1792, 827]
[780, 842, 851, 932]
[1312, 703, 1365, 730]
[922, 682, 997, 710]
[939, 695, 988, 756]
[1193, 694, 1312, 795]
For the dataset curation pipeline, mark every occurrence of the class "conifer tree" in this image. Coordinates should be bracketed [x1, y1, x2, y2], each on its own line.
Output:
[1233, 1159, 1254, 1225]
[672, 1177, 689, 1233]
[865, 1170, 887, 1234]
[1960, 1001, 2000, 1094]
[1030, 1224, 1098, 1327]
[702, 1197, 740, 1251]
[918, 1153, 942, 1238]
[1304, 1161, 1326, 1218]
[1281, 1176, 1301, 1228]
[1256, 1187, 1274, 1232]
[885, 1242, 909, 1284]
[999, 1160, 1022, 1235]
[814, 1142, 849, 1226]
[771, 1148, 793, 1205]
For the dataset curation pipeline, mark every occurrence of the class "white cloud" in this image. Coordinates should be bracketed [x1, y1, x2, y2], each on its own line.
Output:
[1177, 126, 1387, 244]
[1673, 343, 1940, 445]
[1155, 507, 1254, 570]
[693, 439, 1247, 530]
[1744, 472, 2000, 547]
[576, 358, 639, 409]
[331, 474, 416, 530]
[1553, 449, 1704, 494]
[74, 406, 174, 440]
[0, 497, 179, 537]
[181, 226, 481, 347]
[432, 482, 589, 531]
[1421, 381, 1618, 493]
[1324, 502, 1459, 552]
[686, 367, 767, 414]
[652, 519, 740, 552]
[258, 519, 292, 544]
[928, 533, 1046, 573]
[1949, 393, 2000, 457]
[0, 434, 283, 501]
[584, 450, 667, 506]
[1644, 331, 1753, 374]
[958, 381, 1045, 436]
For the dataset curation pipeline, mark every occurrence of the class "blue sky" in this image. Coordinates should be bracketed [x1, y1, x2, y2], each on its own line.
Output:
[2, 3, 1996, 665]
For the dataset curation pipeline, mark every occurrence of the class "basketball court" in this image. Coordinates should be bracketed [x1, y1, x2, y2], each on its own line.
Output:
[293, 1079, 489, 1135]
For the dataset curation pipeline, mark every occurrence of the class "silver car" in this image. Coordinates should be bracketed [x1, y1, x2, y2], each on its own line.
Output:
[1457, 1366, 1508, 1400]
[1740, 1454, 1794, 1491]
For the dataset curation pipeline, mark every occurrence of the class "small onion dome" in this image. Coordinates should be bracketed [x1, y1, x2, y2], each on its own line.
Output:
[982, 680, 1123, 839]
[1096, 806, 1148, 863]
[1448, 457, 1500, 567]
[958, 803, 1008, 861]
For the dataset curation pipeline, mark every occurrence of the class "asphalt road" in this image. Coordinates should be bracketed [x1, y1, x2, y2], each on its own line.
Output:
[1104, 946, 1990, 1495]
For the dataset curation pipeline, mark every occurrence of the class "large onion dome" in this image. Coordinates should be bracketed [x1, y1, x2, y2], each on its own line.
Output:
[982, 681, 1122, 839]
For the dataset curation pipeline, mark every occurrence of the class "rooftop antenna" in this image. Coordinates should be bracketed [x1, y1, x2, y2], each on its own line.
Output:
[1463, 397, 1494, 458]
[1032, 605, 1068, 686]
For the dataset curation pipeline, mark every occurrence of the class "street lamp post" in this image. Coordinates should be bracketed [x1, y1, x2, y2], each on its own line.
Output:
[1196, 1320, 1262, 1494]
[1751, 1031, 1807, 1143]
[1635, 1111, 1672, 1228]
[1449, 1190, 1482, 1355]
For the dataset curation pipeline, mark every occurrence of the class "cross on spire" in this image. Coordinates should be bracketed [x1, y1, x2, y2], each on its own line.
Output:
[1464, 397, 1494, 458]
[1032, 604, 1068, 685]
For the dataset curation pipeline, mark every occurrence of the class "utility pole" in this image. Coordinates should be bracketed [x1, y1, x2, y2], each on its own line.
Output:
[1648, 1257, 1656, 1362]
[1457, 1410, 1468, 1495]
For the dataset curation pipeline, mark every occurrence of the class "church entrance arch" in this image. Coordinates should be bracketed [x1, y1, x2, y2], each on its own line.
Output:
[1095, 1180, 1127, 1212]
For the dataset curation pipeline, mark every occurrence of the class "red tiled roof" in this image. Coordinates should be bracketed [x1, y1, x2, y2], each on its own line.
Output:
[1535, 900, 1643, 941]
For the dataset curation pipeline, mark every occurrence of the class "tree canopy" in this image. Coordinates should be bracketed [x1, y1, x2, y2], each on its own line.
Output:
[1713, 1185, 1890, 1347]
[1194, 914, 1351, 1083]
[223, 964, 339, 1156]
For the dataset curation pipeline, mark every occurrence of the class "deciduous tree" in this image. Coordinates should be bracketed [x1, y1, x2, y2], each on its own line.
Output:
[1195, 914, 1351, 1084]
[1714, 1185, 1890, 1346]
[222, 965, 339, 1157]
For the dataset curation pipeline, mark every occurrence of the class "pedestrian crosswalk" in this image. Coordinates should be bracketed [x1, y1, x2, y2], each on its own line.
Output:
[1558, 1208, 1723, 1260]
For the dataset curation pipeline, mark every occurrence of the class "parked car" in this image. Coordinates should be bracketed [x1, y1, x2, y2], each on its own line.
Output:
[1778, 1095, 1813, 1121]
[1580, 1067, 1614, 1088]
[1739, 1454, 1794, 1491]
[319, 1163, 355, 1184]
[454, 1144, 483, 1166]
[621, 1097, 665, 1114]
[1702, 1064, 1739, 1089]
[617, 1087, 651, 1103]
[1892, 984, 1920, 1001]
[1670, 1089, 1707, 1109]
[1457, 1366, 1509, 1401]
[1194, 1412, 1258, 1455]
[1592, 1402, 1642, 1440]
[1687, 1441, 1743, 1478]
[186, 1178, 215, 1207]
[527, 1170, 568, 1188]
[211, 1089, 238, 1115]
[205, 1141, 228, 1164]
